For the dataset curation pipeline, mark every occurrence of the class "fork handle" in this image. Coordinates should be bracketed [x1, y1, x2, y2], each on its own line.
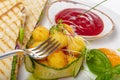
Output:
[0, 50, 24, 60]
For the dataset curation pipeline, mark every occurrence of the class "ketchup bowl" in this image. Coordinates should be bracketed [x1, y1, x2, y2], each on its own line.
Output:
[46, 0, 115, 40]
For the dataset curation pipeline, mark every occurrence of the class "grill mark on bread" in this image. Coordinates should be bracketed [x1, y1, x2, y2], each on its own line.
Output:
[28, 1, 38, 20]
[0, 47, 5, 53]
[0, 1, 23, 50]
[2, 0, 12, 10]
[0, 1, 23, 80]
[1, 19, 18, 35]
[9, 57, 13, 61]
[0, 3, 23, 45]
[0, 27, 16, 44]
[0, 68, 5, 76]
[27, 7, 37, 20]
[0, 3, 23, 36]
[9, 0, 14, 5]
[1, 60, 10, 70]
[0, 28, 15, 50]
[2, 13, 21, 36]
[0, 0, 5, 2]
[1, 39, 13, 50]
[0, 2, 22, 18]
[0, 68, 7, 79]
[12, 4, 22, 26]
[30, 1, 40, 14]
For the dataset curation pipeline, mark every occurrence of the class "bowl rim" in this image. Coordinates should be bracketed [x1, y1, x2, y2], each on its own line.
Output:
[46, 0, 115, 40]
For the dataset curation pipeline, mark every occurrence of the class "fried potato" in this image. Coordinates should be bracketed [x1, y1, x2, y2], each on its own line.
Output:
[47, 50, 67, 68]
[29, 41, 42, 48]
[32, 26, 49, 41]
[38, 60, 49, 66]
[63, 24, 74, 35]
[66, 55, 77, 64]
[50, 31, 68, 49]
[67, 36, 85, 55]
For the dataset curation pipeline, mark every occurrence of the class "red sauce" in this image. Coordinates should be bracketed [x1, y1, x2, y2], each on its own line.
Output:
[55, 8, 104, 36]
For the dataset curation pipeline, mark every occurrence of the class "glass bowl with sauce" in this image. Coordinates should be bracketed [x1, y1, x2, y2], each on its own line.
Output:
[46, 0, 115, 40]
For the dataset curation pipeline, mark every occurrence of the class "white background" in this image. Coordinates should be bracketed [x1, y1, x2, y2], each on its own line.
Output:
[94, 0, 120, 14]
[75, 0, 120, 15]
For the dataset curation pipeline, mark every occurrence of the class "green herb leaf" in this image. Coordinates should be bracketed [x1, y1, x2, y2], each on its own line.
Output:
[111, 74, 120, 80]
[57, 19, 63, 24]
[19, 27, 24, 43]
[10, 56, 18, 80]
[117, 48, 120, 52]
[112, 65, 120, 74]
[50, 23, 66, 35]
[49, 26, 59, 34]
[86, 49, 112, 75]
[96, 71, 112, 80]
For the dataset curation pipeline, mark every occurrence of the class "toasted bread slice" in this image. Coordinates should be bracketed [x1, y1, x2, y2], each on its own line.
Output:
[17, 0, 48, 47]
[0, 0, 24, 80]
[0, 0, 48, 79]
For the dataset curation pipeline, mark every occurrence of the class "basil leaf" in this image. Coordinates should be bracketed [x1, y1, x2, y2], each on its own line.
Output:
[111, 74, 120, 80]
[96, 71, 112, 80]
[86, 49, 112, 75]
[112, 65, 120, 74]
[110, 65, 120, 80]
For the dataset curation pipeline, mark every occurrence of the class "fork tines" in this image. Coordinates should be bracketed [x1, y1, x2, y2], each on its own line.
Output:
[29, 37, 61, 59]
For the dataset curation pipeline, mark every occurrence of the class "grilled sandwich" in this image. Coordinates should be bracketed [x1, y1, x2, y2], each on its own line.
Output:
[0, 0, 24, 80]
[16, 0, 48, 47]
[0, 0, 48, 80]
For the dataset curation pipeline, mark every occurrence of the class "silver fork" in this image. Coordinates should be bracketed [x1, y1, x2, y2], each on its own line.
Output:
[0, 37, 60, 60]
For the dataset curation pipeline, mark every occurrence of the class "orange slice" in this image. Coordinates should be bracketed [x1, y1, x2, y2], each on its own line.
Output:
[99, 48, 120, 67]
